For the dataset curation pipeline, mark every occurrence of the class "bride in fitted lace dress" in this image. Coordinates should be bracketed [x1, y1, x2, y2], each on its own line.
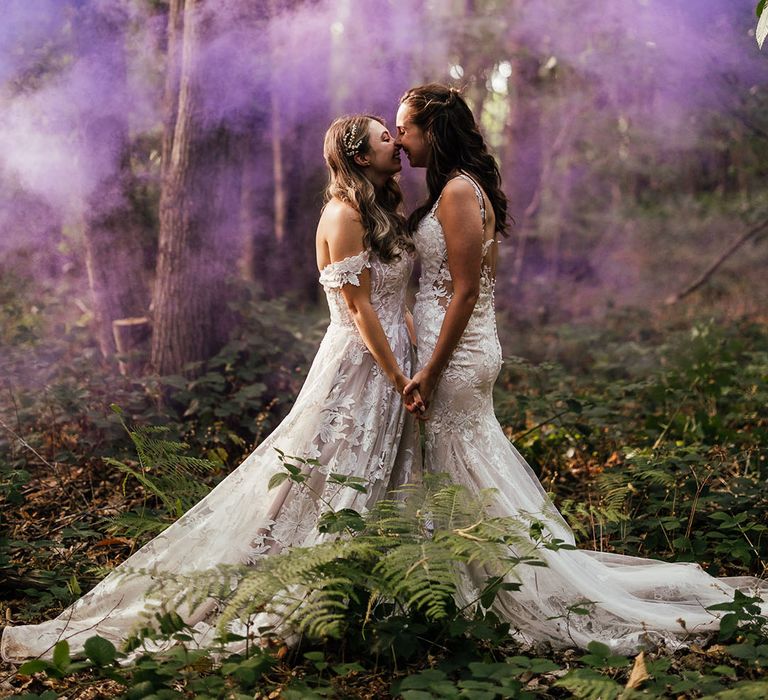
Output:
[1, 114, 421, 662]
[396, 84, 767, 653]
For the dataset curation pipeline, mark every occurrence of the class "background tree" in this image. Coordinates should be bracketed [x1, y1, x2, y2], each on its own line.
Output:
[150, 0, 245, 376]
[76, 3, 150, 360]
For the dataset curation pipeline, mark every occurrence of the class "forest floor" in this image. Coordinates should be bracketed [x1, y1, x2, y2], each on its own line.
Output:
[1, 287, 767, 698]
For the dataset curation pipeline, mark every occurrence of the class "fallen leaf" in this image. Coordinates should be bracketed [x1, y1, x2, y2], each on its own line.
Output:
[626, 650, 650, 689]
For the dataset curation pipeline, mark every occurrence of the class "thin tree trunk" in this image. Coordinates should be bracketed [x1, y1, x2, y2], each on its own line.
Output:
[268, 0, 286, 244]
[77, 4, 149, 359]
[238, 140, 257, 284]
[510, 105, 580, 286]
[161, 0, 184, 182]
[83, 148, 149, 359]
[150, 0, 241, 376]
[270, 88, 286, 244]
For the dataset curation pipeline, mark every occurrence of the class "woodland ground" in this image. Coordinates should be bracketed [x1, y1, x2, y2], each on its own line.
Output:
[0, 268, 767, 699]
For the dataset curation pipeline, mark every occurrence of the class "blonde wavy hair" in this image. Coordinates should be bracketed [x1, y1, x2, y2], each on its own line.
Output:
[323, 114, 412, 262]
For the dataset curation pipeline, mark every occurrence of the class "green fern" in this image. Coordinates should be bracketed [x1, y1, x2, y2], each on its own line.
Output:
[106, 406, 217, 531]
[555, 668, 639, 700]
[702, 681, 768, 699]
[375, 541, 458, 619]
[127, 476, 556, 643]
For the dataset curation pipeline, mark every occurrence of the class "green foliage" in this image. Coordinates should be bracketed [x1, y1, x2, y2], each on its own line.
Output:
[3, 281, 768, 698]
[0, 289, 314, 621]
[104, 405, 218, 534]
[496, 319, 768, 577]
[135, 474, 553, 647]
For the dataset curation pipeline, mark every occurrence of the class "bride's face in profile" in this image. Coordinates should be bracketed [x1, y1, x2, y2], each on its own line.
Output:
[395, 102, 429, 168]
[357, 119, 401, 178]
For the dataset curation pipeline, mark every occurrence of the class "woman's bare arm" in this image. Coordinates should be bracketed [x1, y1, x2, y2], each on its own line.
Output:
[321, 202, 422, 404]
[404, 179, 483, 405]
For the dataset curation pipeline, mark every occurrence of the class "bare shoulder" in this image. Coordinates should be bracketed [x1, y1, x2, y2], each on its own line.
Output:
[321, 197, 359, 224]
[440, 176, 479, 208]
[318, 197, 366, 259]
[436, 177, 484, 234]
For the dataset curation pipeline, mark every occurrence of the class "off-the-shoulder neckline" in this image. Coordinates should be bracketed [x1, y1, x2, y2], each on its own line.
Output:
[318, 249, 370, 275]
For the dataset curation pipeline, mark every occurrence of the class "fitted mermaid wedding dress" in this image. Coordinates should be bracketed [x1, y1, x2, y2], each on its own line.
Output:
[412, 172, 767, 653]
[2, 249, 420, 662]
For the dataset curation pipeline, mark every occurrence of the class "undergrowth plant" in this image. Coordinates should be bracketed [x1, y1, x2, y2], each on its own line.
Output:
[496, 319, 768, 576]
[4, 283, 768, 698]
[104, 404, 218, 537]
[128, 463, 571, 650]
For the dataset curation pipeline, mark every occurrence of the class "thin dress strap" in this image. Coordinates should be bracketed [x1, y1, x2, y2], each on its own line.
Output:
[433, 172, 487, 226]
[457, 171, 497, 261]
[457, 171, 486, 229]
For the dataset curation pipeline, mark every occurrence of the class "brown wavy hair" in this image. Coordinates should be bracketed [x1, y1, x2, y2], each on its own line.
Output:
[400, 84, 509, 237]
[323, 114, 412, 262]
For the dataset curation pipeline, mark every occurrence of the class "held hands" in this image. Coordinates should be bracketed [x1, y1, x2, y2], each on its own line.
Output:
[402, 367, 437, 420]
[395, 373, 426, 417]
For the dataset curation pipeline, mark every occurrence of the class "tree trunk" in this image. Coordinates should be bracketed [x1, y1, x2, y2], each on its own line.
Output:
[161, 0, 184, 182]
[77, 4, 149, 359]
[150, 0, 242, 376]
[268, 0, 286, 245]
[270, 87, 286, 244]
[238, 139, 258, 284]
[82, 151, 150, 359]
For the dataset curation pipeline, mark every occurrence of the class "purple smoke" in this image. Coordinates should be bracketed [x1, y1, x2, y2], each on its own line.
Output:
[0, 0, 764, 314]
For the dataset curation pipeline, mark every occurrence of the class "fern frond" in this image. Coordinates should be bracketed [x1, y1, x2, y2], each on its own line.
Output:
[107, 416, 218, 525]
[555, 669, 631, 700]
[375, 542, 458, 619]
[127, 481, 546, 644]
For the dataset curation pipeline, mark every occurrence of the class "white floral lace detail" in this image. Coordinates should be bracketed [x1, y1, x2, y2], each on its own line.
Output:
[0, 247, 422, 662]
[412, 174, 768, 654]
[318, 250, 371, 289]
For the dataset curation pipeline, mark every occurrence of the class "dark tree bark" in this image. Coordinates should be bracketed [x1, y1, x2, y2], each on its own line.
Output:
[150, 0, 243, 376]
[251, 0, 331, 303]
[76, 4, 149, 359]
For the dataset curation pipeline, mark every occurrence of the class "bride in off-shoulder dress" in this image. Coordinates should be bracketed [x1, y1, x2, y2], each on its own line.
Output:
[2, 114, 420, 661]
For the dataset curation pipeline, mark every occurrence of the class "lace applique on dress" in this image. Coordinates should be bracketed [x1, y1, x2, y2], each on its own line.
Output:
[318, 250, 371, 288]
[0, 245, 422, 663]
[411, 172, 768, 655]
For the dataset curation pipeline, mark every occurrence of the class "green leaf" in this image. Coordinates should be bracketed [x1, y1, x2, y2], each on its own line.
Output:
[727, 643, 759, 660]
[318, 508, 365, 533]
[566, 398, 583, 413]
[18, 659, 55, 675]
[125, 681, 157, 699]
[268, 471, 289, 490]
[529, 658, 561, 673]
[332, 661, 365, 675]
[585, 641, 611, 658]
[52, 640, 70, 670]
[399, 669, 449, 689]
[711, 665, 737, 677]
[84, 635, 116, 666]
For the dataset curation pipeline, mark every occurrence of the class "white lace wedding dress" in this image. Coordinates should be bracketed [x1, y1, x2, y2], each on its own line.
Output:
[412, 172, 767, 653]
[2, 249, 420, 662]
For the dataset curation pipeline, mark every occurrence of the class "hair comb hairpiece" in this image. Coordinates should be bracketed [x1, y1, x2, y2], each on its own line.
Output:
[343, 123, 364, 157]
